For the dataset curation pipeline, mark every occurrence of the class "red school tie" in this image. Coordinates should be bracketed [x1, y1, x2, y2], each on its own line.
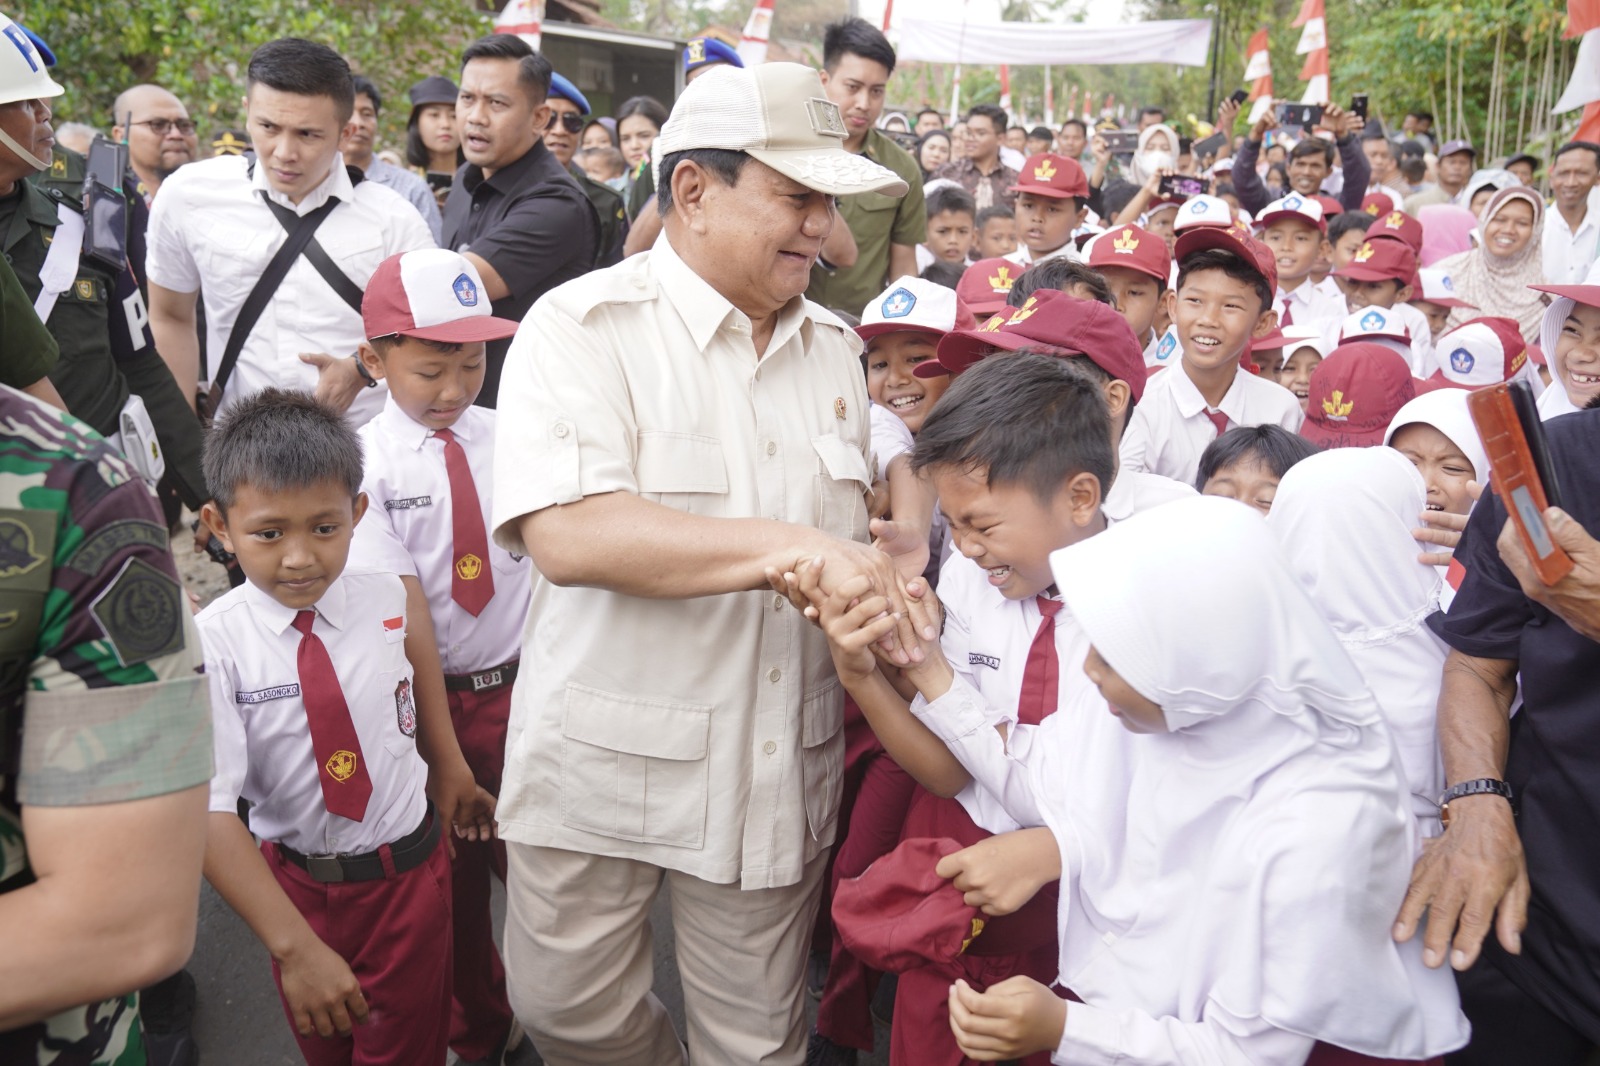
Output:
[1017, 596, 1064, 726]
[434, 428, 495, 616]
[292, 611, 373, 822]
[1205, 409, 1231, 438]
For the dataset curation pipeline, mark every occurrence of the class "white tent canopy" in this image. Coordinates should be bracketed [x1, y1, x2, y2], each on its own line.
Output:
[896, 16, 1213, 67]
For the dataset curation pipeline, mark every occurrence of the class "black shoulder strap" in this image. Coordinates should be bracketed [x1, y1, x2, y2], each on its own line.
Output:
[261, 197, 364, 315]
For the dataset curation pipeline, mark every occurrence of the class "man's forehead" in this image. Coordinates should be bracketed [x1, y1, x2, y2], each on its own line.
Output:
[123, 86, 189, 117]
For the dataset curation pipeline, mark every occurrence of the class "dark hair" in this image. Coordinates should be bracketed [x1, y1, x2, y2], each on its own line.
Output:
[1554, 141, 1600, 170]
[1010, 260, 1114, 308]
[1399, 156, 1427, 184]
[1059, 118, 1087, 137]
[1139, 106, 1165, 120]
[1008, 125, 1027, 135]
[370, 335, 466, 356]
[1194, 424, 1319, 491]
[1396, 139, 1426, 162]
[966, 104, 1008, 135]
[616, 94, 669, 133]
[1176, 248, 1273, 313]
[246, 38, 355, 124]
[926, 184, 976, 220]
[1027, 125, 1053, 141]
[974, 204, 1011, 231]
[1407, 110, 1434, 124]
[406, 94, 463, 170]
[1013, 345, 1137, 428]
[1266, 162, 1289, 191]
[919, 259, 964, 290]
[1290, 137, 1333, 167]
[823, 17, 896, 75]
[917, 107, 943, 125]
[460, 34, 553, 106]
[911, 352, 1114, 505]
[1214, 179, 1236, 199]
[1099, 179, 1142, 220]
[204, 388, 363, 512]
[582, 119, 618, 148]
[1327, 210, 1377, 245]
[351, 75, 382, 115]
[580, 144, 626, 175]
[656, 148, 750, 215]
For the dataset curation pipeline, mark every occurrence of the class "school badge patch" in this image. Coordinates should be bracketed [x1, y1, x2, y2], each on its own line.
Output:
[1449, 347, 1475, 374]
[326, 750, 359, 782]
[395, 678, 417, 737]
[1359, 310, 1386, 332]
[881, 287, 916, 318]
[456, 553, 484, 581]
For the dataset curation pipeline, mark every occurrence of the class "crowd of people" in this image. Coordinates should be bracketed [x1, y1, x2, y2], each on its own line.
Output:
[3, 7, 1600, 1066]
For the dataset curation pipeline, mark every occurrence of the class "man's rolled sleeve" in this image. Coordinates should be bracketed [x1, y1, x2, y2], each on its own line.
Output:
[1437, 488, 1530, 661]
[471, 190, 598, 303]
[491, 295, 641, 554]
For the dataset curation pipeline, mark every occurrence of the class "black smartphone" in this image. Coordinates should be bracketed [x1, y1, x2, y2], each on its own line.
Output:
[1191, 131, 1227, 160]
[1101, 130, 1138, 154]
[1351, 93, 1369, 121]
[1158, 174, 1207, 199]
[1509, 379, 1564, 509]
[1276, 102, 1323, 128]
[1228, 88, 1250, 107]
[82, 136, 129, 273]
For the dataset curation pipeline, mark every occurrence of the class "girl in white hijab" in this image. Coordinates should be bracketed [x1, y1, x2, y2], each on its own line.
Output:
[1268, 449, 1450, 832]
[1531, 269, 1600, 420]
[1383, 389, 1490, 609]
[941, 496, 1467, 1065]
[1128, 123, 1179, 187]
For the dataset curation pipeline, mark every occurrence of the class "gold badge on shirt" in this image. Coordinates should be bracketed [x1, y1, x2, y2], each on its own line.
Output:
[326, 750, 358, 782]
[834, 397, 847, 420]
[456, 553, 484, 581]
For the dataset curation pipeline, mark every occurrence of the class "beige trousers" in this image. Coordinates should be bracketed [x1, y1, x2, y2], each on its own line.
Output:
[504, 844, 827, 1066]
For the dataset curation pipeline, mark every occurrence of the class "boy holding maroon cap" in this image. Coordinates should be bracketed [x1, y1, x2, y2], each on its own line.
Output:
[1120, 222, 1303, 485]
[1003, 153, 1090, 267]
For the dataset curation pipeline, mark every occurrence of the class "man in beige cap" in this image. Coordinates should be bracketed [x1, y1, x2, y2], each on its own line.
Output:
[490, 62, 915, 1065]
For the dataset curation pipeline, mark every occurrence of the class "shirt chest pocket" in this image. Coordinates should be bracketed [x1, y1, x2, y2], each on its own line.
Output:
[845, 190, 901, 225]
[559, 683, 711, 848]
[634, 431, 728, 513]
[812, 435, 870, 541]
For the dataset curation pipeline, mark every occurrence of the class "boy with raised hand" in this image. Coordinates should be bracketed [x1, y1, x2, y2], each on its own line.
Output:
[349, 249, 531, 1065]
[1003, 153, 1090, 267]
[1119, 221, 1302, 485]
[197, 390, 495, 1065]
[1258, 194, 1345, 333]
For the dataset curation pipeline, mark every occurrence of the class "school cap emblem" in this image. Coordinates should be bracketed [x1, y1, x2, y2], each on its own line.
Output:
[1384, 211, 1406, 229]
[1189, 200, 1208, 215]
[1353, 242, 1375, 263]
[452, 273, 478, 307]
[980, 311, 1009, 332]
[1282, 195, 1303, 211]
[1450, 347, 1475, 374]
[987, 264, 1014, 291]
[1359, 310, 1385, 332]
[326, 749, 359, 782]
[882, 287, 916, 319]
[1007, 295, 1040, 324]
[1033, 158, 1057, 181]
[456, 553, 484, 581]
[1322, 389, 1354, 420]
[1113, 228, 1140, 253]
[1441, 275, 1455, 291]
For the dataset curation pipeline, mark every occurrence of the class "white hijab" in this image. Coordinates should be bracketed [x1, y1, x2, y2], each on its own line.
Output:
[1045, 496, 1467, 1060]
[1538, 295, 1585, 419]
[1129, 123, 1179, 186]
[1269, 449, 1450, 828]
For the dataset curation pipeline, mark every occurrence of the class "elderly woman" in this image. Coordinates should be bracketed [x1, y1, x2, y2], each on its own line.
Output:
[1436, 186, 1548, 343]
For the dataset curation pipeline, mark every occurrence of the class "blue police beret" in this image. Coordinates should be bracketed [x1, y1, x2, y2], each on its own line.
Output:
[547, 72, 590, 116]
[19, 24, 55, 67]
[684, 37, 743, 74]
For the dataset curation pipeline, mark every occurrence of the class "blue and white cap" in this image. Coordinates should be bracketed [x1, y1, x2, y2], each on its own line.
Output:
[856, 276, 974, 342]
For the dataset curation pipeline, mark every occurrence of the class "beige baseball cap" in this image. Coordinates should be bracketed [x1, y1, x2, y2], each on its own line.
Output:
[653, 62, 909, 198]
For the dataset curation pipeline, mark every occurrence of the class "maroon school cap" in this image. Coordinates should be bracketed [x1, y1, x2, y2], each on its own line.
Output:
[1087, 223, 1171, 284]
[1174, 219, 1279, 294]
[1300, 343, 1418, 448]
[832, 837, 986, 972]
[957, 257, 1022, 315]
[1529, 283, 1600, 308]
[1316, 194, 1344, 219]
[362, 249, 521, 344]
[1333, 238, 1418, 284]
[1009, 152, 1089, 199]
[1367, 209, 1425, 254]
[923, 289, 1148, 401]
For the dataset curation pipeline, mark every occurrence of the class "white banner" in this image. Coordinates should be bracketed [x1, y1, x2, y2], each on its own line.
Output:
[897, 17, 1213, 67]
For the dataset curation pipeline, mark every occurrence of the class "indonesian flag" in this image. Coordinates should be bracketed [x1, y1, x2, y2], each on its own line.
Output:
[1243, 27, 1272, 82]
[494, 0, 543, 50]
[1553, 28, 1600, 113]
[882, 0, 894, 32]
[1293, 0, 1329, 104]
[1567, 0, 1600, 36]
[738, 0, 775, 67]
[1000, 64, 1012, 112]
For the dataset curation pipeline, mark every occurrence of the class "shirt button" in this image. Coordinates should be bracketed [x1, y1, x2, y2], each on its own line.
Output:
[553, 423, 570, 438]
[768, 667, 781, 683]
[772, 595, 785, 611]
[631, 277, 647, 289]
[766, 441, 776, 456]
[763, 740, 777, 755]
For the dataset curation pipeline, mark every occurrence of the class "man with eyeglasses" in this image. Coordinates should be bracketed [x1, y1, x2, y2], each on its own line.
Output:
[542, 72, 626, 268]
[441, 34, 597, 407]
[109, 85, 198, 203]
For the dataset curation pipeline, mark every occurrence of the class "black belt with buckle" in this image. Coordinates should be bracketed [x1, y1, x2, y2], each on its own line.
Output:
[277, 807, 440, 884]
[444, 659, 519, 693]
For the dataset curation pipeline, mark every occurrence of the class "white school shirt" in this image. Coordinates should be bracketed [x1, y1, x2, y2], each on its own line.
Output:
[201, 569, 427, 856]
[145, 153, 434, 425]
[1542, 202, 1600, 286]
[1273, 274, 1345, 334]
[1118, 362, 1304, 485]
[1004, 241, 1081, 267]
[352, 397, 531, 676]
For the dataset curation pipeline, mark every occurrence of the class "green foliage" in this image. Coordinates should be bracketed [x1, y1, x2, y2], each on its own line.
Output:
[17, 0, 491, 143]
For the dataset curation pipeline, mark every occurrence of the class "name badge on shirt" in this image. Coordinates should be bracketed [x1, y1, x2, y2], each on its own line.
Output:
[384, 495, 433, 511]
[236, 684, 302, 704]
[968, 653, 1001, 671]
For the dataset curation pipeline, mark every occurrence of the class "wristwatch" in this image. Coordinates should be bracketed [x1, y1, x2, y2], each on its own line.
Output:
[354, 355, 379, 388]
[1438, 778, 1515, 827]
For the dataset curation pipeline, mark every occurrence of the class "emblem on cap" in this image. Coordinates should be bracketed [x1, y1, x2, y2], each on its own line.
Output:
[1189, 200, 1208, 214]
[1033, 158, 1057, 181]
[882, 287, 916, 319]
[1441, 275, 1454, 291]
[1353, 242, 1375, 263]
[326, 750, 358, 782]
[1365, 203, 1381, 215]
[687, 38, 706, 63]
[805, 98, 847, 139]
[1282, 195, 1303, 211]
[1384, 211, 1405, 229]
[833, 396, 847, 420]
[1450, 347, 1475, 374]
[980, 311, 1008, 333]
[453, 273, 479, 307]
[1323, 389, 1354, 419]
[988, 265, 1014, 291]
[1008, 295, 1040, 323]
[1360, 310, 1385, 331]
[1113, 228, 1140, 253]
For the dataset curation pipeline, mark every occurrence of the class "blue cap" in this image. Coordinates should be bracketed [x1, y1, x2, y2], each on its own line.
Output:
[19, 24, 55, 67]
[684, 37, 743, 74]
[547, 72, 590, 116]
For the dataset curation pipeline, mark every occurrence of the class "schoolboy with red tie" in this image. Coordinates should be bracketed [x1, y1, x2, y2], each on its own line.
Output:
[349, 249, 531, 1066]
[197, 389, 494, 1066]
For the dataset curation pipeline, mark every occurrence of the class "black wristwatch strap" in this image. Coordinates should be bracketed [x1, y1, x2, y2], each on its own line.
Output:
[354, 356, 379, 388]
[1438, 778, 1515, 825]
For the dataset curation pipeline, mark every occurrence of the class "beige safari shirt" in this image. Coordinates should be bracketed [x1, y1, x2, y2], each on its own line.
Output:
[491, 235, 871, 889]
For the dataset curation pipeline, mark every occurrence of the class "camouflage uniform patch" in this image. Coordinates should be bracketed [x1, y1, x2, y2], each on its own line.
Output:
[89, 557, 185, 667]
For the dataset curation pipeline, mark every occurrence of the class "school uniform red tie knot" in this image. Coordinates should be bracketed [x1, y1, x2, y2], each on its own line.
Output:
[1018, 596, 1064, 726]
[1205, 409, 1231, 438]
[434, 427, 495, 616]
[292, 610, 373, 821]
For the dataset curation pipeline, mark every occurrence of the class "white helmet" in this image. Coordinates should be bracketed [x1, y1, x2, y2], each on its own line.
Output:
[0, 13, 63, 107]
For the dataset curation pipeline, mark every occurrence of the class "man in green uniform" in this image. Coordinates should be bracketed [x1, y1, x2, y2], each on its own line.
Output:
[0, 247, 211, 1064]
[0, 20, 206, 514]
[805, 18, 926, 318]
[543, 71, 627, 267]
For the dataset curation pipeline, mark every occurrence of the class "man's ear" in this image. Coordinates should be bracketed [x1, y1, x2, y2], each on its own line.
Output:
[200, 500, 233, 554]
[357, 342, 386, 382]
[1252, 307, 1280, 339]
[1161, 287, 1179, 321]
[668, 159, 715, 233]
[531, 101, 552, 140]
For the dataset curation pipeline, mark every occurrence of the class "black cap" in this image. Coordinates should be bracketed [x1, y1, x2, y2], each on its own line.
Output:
[408, 76, 459, 115]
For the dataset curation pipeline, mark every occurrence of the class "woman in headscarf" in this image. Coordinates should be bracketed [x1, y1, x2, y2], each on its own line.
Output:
[1269, 449, 1451, 829]
[1460, 167, 1518, 216]
[916, 128, 953, 181]
[1127, 122, 1179, 187]
[935, 497, 1469, 1064]
[1435, 187, 1548, 344]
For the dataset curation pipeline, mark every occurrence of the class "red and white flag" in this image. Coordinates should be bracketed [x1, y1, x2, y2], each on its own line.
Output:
[999, 64, 1012, 112]
[1243, 26, 1274, 123]
[738, 0, 775, 66]
[1293, 0, 1329, 104]
[1567, 0, 1600, 35]
[494, 0, 543, 50]
[882, 0, 894, 32]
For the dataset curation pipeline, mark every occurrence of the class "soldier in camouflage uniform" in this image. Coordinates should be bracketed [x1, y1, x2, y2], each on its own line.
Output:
[0, 251, 211, 1064]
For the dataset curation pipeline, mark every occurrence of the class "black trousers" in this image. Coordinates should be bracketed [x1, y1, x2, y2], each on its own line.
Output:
[1449, 958, 1598, 1066]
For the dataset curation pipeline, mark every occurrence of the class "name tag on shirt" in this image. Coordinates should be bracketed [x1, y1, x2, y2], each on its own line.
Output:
[969, 653, 1001, 671]
[384, 495, 433, 511]
[236, 684, 301, 704]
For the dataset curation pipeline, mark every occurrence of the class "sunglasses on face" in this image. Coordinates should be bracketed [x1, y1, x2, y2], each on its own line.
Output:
[548, 112, 584, 134]
[131, 118, 197, 137]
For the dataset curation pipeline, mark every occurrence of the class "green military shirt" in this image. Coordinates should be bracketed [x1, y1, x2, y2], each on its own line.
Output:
[0, 236, 57, 389]
[806, 128, 926, 318]
[625, 160, 654, 223]
[567, 160, 628, 268]
[0, 382, 211, 1065]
